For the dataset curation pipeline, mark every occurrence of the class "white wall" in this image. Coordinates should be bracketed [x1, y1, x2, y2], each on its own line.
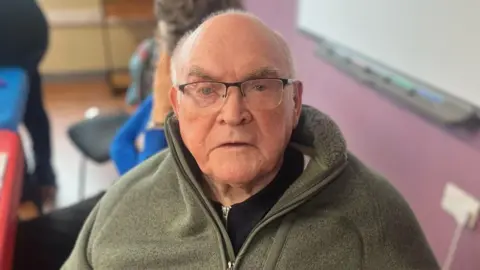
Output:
[298, 0, 480, 108]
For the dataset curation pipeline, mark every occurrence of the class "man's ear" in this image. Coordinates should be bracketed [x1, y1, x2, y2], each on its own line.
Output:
[293, 80, 303, 124]
[169, 86, 179, 116]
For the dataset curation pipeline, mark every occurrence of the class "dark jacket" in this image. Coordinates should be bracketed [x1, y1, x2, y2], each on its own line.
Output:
[0, 0, 48, 68]
[62, 105, 439, 269]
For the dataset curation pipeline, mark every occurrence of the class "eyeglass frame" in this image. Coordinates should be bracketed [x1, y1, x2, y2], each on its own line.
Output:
[176, 78, 295, 109]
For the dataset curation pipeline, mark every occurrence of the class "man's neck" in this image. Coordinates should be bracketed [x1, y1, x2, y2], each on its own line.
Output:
[203, 160, 283, 206]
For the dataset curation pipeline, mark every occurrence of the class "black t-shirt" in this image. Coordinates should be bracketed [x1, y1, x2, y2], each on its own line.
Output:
[211, 147, 305, 255]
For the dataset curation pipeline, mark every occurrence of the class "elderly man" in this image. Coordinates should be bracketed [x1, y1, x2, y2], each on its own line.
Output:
[62, 11, 438, 269]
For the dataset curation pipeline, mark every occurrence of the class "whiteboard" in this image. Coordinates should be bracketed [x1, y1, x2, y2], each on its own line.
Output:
[297, 0, 480, 108]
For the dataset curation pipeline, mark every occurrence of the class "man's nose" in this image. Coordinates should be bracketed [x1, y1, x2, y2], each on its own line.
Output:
[219, 87, 252, 125]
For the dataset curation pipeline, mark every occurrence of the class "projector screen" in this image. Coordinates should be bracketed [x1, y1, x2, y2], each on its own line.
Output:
[297, 0, 480, 108]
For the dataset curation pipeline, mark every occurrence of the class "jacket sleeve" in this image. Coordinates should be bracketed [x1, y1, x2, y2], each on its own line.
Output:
[60, 203, 100, 270]
[363, 177, 440, 270]
[110, 95, 153, 175]
[61, 152, 168, 269]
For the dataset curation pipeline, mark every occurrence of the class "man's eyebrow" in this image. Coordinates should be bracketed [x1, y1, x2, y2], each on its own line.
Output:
[186, 66, 282, 82]
[186, 66, 216, 81]
[243, 67, 281, 80]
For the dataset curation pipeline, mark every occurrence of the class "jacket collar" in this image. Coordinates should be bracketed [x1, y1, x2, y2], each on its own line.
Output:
[290, 104, 347, 171]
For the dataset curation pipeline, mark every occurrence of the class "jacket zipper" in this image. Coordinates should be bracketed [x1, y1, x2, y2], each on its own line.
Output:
[223, 206, 233, 269]
[223, 206, 234, 270]
[222, 206, 231, 228]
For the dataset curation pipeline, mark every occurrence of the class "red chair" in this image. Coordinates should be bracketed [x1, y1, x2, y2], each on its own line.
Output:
[0, 130, 24, 270]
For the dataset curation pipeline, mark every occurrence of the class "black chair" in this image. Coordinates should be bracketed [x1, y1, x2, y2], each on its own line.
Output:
[67, 109, 130, 199]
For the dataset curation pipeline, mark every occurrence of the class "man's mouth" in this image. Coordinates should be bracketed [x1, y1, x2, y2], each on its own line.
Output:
[219, 142, 251, 148]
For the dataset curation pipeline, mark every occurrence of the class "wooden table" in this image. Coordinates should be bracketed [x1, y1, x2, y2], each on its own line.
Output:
[0, 131, 24, 270]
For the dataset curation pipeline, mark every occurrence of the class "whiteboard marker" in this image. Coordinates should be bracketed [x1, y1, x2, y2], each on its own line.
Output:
[415, 88, 445, 104]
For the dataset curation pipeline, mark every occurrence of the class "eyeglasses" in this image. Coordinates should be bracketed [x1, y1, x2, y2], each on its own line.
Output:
[177, 78, 294, 111]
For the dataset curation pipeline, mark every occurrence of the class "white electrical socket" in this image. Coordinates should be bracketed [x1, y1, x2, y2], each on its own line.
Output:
[441, 182, 480, 229]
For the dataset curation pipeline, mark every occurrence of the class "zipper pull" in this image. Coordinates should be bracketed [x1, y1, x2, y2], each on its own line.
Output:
[227, 261, 235, 270]
[221, 205, 231, 224]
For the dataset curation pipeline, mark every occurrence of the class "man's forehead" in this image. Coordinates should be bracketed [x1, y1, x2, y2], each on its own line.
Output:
[174, 19, 291, 82]
[179, 43, 288, 81]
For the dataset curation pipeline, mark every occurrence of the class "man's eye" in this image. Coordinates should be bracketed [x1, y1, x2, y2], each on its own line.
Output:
[199, 87, 214, 95]
[253, 84, 267, 91]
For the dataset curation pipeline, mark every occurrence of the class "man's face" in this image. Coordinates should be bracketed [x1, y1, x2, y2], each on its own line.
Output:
[171, 18, 302, 186]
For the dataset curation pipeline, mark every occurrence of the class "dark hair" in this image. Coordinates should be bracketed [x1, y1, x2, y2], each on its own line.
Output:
[155, 0, 244, 54]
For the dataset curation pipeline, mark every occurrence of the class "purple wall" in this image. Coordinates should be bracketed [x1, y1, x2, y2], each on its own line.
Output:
[244, 0, 480, 268]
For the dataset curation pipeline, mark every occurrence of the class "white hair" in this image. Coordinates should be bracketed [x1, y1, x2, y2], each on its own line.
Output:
[170, 29, 194, 85]
[169, 9, 296, 85]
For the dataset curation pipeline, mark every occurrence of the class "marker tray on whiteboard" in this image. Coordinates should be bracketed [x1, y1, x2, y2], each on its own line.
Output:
[304, 29, 479, 127]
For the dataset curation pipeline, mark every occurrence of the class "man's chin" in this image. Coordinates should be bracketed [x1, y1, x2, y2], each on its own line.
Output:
[208, 166, 260, 186]
[205, 151, 264, 183]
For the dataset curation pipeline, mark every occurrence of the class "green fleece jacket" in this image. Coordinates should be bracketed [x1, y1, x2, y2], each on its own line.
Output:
[62, 105, 439, 269]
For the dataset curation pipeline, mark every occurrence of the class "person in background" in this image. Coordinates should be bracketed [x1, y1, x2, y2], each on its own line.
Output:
[109, 37, 168, 175]
[0, 0, 57, 203]
[62, 10, 438, 269]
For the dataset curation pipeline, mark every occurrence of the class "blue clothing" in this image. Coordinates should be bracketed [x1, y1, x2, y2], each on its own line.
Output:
[110, 95, 168, 175]
[0, 68, 28, 131]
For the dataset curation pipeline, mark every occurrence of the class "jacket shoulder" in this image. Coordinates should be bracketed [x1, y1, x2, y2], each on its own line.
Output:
[336, 154, 439, 268]
[94, 149, 175, 225]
